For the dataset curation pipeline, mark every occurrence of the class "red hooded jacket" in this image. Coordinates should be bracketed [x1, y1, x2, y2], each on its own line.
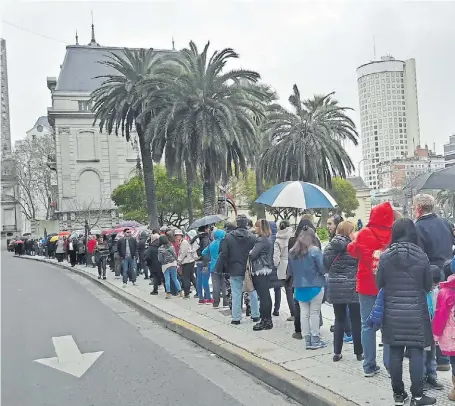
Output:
[347, 202, 394, 296]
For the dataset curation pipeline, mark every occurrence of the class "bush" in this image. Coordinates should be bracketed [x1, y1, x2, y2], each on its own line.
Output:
[316, 227, 329, 242]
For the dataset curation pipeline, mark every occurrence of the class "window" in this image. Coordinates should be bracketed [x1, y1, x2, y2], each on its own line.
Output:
[78, 101, 92, 111]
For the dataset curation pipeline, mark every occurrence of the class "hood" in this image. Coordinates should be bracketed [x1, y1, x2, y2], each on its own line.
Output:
[386, 241, 422, 268]
[276, 227, 294, 241]
[187, 230, 197, 240]
[368, 202, 394, 229]
[231, 228, 252, 242]
[440, 274, 455, 289]
[213, 229, 226, 240]
[330, 235, 351, 253]
[268, 221, 277, 237]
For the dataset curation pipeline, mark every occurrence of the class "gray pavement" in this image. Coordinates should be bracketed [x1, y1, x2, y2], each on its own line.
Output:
[1, 253, 298, 406]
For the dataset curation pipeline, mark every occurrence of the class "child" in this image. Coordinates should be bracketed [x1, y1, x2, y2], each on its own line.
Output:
[424, 265, 444, 390]
[202, 229, 226, 307]
[433, 273, 455, 401]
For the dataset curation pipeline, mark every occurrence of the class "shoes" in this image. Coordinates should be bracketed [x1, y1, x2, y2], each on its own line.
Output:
[364, 365, 380, 377]
[449, 375, 455, 401]
[343, 334, 353, 343]
[292, 332, 303, 340]
[356, 354, 364, 361]
[253, 319, 273, 331]
[307, 336, 327, 350]
[287, 316, 295, 322]
[165, 293, 171, 299]
[123, 283, 127, 288]
[183, 294, 190, 299]
[304, 335, 311, 349]
[393, 391, 409, 406]
[98, 276, 101, 279]
[231, 320, 240, 325]
[132, 282, 137, 286]
[103, 276, 106, 280]
[436, 364, 451, 372]
[198, 299, 207, 305]
[206, 299, 214, 305]
[150, 291, 158, 295]
[410, 394, 436, 405]
[179, 291, 184, 298]
[272, 310, 279, 317]
[333, 354, 342, 362]
[194, 294, 199, 298]
[144, 276, 149, 280]
[424, 378, 444, 391]
[330, 325, 335, 333]
[252, 317, 260, 322]
[213, 302, 220, 308]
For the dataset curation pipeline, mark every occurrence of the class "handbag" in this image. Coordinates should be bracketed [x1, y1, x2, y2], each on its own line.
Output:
[243, 259, 255, 293]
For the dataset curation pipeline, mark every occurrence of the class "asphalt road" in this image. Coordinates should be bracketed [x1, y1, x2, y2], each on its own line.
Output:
[1, 252, 298, 406]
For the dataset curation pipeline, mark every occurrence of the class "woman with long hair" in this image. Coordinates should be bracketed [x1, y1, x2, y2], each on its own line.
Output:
[377, 218, 435, 406]
[250, 219, 274, 331]
[288, 227, 326, 349]
[324, 221, 363, 362]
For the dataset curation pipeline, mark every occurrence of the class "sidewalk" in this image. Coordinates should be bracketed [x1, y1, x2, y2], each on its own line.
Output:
[17, 254, 453, 405]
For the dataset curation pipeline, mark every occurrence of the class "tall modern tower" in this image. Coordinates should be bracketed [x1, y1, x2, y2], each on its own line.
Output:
[356, 55, 421, 189]
[1, 38, 21, 242]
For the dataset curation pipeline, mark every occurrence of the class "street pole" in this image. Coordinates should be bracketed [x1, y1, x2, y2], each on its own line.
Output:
[84, 219, 88, 267]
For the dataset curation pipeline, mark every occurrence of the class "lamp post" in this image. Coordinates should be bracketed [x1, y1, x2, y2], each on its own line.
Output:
[84, 219, 89, 266]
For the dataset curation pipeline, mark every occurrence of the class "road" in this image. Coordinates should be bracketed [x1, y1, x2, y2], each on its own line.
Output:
[1, 253, 298, 406]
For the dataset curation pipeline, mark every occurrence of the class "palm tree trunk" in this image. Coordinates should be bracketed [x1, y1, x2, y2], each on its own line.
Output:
[320, 208, 329, 229]
[185, 163, 194, 225]
[202, 165, 216, 215]
[138, 135, 159, 228]
[255, 166, 266, 219]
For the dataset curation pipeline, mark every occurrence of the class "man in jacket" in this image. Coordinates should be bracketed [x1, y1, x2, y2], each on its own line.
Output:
[137, 232, 148, 278]
[215, 215, 259, 325]
[117, 229, 138, 287]
[414, 193, 454, 372]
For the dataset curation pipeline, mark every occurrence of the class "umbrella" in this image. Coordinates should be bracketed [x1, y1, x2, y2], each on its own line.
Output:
[404, 166, 455, 191]
[117, 220, 144, 228]
[188, 214, 227, 230]
[59, 231, 71, 236]
[49, 235, 59, 243]
[255, 181, 337, 210]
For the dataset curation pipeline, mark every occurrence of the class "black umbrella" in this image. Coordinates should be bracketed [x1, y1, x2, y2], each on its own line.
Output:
[404, 166, 455, 191]
[188, 214, 227, 230]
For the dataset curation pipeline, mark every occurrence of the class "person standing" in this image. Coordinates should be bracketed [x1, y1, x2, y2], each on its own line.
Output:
[117, 228, 137, 287]
[158, 235, 182, 299]
[137, 232, 148, 278]
[377, 218, 435, 406]
[68, 237, 78, 267]
[288, 227, 326, 349]
[191, 225, 212, 304]
[95, 236, 109, 280]
[202, 229, 227, 307]
[250, 220, 274, 331]
[215, 215, 260, 325]
[324, 221, 363, 362]
[347, 201, 394, 377]
[176, 230, 196, 299]
[414, 193, 454, 372]
[146, 233, 162, 295]
[87, 236, 97, 268]
[55, 236, 65, 262]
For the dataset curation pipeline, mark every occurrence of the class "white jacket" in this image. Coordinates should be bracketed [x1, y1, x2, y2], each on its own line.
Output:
[273, 227, 294, 280]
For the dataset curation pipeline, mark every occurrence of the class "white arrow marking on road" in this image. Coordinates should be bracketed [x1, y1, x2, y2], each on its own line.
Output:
[34, 335, 103, 378]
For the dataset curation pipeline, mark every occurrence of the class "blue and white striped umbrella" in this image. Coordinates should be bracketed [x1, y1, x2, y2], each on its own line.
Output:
[255, 181, 337, 210]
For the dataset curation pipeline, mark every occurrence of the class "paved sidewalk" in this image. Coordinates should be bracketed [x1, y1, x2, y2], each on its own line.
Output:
[17, 255, 454, 405]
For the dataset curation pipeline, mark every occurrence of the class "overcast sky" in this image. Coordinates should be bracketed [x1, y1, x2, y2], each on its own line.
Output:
[1, 0, 454, 170]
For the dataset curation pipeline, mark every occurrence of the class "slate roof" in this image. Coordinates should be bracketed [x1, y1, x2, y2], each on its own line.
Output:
[347, 176, 370, 190]
[55, 45, 172, 93]
[26, 116, 50, 133]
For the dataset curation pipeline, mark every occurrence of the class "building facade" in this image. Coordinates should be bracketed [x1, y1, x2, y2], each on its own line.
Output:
[357, 55, 421, 189]
[377, 146, 445, 189]
[1, 38, 22, 244]
[444, 134, 455, 167]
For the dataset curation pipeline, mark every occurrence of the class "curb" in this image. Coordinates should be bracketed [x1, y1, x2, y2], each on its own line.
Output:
[17, 255, 358, 406]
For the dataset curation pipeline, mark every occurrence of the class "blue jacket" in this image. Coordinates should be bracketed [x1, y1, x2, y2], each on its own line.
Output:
[288, 246, 325, 288]
[366, 288, 384, 331]
[202, 229, 226, 272]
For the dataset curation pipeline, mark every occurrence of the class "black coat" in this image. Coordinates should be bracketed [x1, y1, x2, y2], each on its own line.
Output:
[249, 236, 273, 274]
[145, 240, 162, 274]
[323, 235, 358, 304]
[117, 237, 138, 259]
[376, 241, 433, 348]
[215, 228, 255, 277]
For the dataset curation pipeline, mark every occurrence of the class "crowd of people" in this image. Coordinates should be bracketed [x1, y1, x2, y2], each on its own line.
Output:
[11, 193, 455, 406]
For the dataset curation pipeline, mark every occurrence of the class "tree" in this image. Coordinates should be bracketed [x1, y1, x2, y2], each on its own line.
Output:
[146, 41, 271, 215]
[65, 195, 113, 230]
[7, 134, 56, 220]
[111, 165, 202, 228]
[328, 177, 359, 218]
[437, 190, 455, 218]
[91, 48, 167, 228]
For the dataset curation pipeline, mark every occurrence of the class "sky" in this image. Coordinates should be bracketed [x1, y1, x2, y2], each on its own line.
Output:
[1, 0, 454, 173]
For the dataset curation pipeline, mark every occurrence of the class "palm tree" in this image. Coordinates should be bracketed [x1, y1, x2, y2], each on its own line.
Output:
[261, 85, 358, 188]
[144, 41, 271, 215]
[91, 48, 167, 228]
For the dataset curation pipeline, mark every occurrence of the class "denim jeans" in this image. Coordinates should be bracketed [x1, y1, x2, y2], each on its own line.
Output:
[299, 289, 324, 337]
[359, 293, 390, 373]
[196, 263, 211, 300]
[230, 276, 259, 322]
[436, 344, 450, 366]
[164, 266, 181, 293]
[390, 346, 424, 397]
[211, 272, 227, 305]
[122, 256, 136, 284]
[423, 344, 437, 381]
